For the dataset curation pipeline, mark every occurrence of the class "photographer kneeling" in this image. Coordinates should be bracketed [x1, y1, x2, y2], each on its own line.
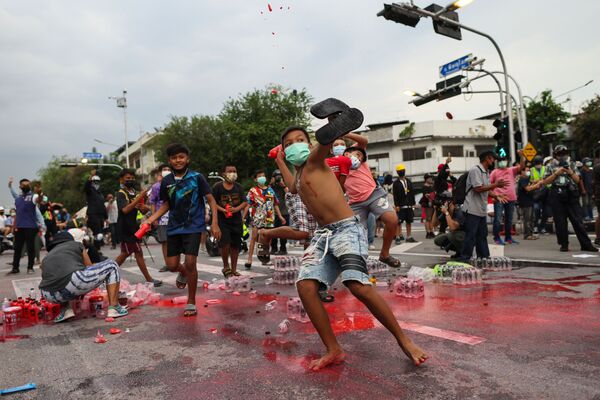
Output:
[432, 191, 466, 259]
[39, 231, 128, 323]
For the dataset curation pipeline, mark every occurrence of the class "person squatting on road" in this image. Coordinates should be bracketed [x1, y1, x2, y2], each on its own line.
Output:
[143, 143, 221, 317]
[39, 231, 128, 323]
[282, 97, 427, 371]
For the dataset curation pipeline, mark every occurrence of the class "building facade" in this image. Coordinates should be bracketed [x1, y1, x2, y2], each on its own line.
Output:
[362, 119, 496, 187]
[115, 132, 162, 185]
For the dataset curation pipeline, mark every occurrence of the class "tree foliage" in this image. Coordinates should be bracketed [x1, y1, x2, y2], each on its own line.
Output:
[525, 90, 570, 153]
[38, 156, 124, 213]
[153, 85, 312, 186]
[571, 95, 600, 157]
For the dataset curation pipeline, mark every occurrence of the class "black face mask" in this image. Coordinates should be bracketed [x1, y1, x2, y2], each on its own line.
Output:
[124, 180, 136, 189]
[21, 186, 31, 194]
[397, 171, 405, 177]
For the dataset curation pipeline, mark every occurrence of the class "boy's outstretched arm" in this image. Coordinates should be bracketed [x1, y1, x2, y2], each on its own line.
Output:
[344, 132, 368, 149]
[145, 203, 170, 225]
[307, 143, 332, 167]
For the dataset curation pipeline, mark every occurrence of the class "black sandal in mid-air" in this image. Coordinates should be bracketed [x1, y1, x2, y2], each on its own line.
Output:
[315, 107, 364, 145]
[310, 98, 349, 119]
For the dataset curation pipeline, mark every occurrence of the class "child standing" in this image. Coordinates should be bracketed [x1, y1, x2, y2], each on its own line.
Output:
[279, 120, 427, 371]
[143, 144, 221, 317]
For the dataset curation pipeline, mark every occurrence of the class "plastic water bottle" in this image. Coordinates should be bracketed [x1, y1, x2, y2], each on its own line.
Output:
[171, 296, 188, 305]
[265, 278, 273, 285]
[506, 257, 513, 271]
[29, 288, 38, 301]
[2, 298, 10, 311]
[475, 268, 482, 283]
[286, 298, 299, 319]
[278, 319, 291, 334]
[265, 300, 278, 311]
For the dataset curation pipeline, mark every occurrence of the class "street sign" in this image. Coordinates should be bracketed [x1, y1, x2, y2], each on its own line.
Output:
[439, 54, 472, 78]
[522, 142, 537, 162]
[83, 152, 103, 160]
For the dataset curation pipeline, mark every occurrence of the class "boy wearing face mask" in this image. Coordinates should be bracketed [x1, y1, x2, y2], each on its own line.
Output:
[245, 170, 285, 268]
[325, 138, 352, 188]
[342, 134, 401, 268]
[114, 169, 162, 288]
[212, 165, 247, 277]
[489, 150, 526, 245]
[149, 164, 172, 271]
[278, 120, 427, 370]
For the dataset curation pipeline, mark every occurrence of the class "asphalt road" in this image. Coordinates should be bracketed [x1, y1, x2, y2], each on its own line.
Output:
[1, 231, 599, 400]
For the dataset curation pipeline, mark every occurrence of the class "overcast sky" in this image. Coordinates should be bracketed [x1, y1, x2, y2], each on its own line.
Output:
[1, 0, 599, 208]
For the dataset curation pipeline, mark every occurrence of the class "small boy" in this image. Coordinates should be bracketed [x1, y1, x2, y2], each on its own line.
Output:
[244, 170, 285, 268]
[143, 144, 221, 317]
[212, 164, 247, 277]
[518, 166, 541, 240]
[114, 169, 162, 287]
[326, 138, 352, 188]
[280, 119, 427, 371]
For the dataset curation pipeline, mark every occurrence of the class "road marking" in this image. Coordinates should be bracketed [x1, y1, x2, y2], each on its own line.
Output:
[399, 321, 486, 345]
[390, 242, 421, 254]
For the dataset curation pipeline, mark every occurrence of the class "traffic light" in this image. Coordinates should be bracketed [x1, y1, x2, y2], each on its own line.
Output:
[424, 4, 462, 40]
[493, 117, 509, 156]
[377, 4, 421, 26]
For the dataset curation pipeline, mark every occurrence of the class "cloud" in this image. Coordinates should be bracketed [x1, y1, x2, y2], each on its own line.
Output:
[1, 0, 599, 207]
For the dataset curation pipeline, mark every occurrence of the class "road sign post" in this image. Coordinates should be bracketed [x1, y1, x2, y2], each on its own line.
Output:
[83, 152, 103, 160]
[439, 54, 472, 78]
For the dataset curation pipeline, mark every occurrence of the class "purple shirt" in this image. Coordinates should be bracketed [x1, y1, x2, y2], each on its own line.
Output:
[149, 181, 169, 225]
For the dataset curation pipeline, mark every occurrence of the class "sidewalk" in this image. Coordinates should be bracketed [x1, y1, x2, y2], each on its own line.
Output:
[385, 225, 600, 268]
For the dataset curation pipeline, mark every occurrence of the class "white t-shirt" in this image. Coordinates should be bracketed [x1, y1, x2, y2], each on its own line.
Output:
[0, 215, 6, 230]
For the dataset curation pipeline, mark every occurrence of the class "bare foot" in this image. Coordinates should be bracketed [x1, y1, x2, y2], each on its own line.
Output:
[399, 339, 428, 366]
[308, 348, 346, 371]
[258, 229, 271, 246]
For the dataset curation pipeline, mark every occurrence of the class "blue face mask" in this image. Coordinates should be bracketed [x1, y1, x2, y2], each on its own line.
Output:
[350, 156, 361, 170]
[257, 176, 267, 186]
[284, 142, 310, 166]
[332, 145, 346, 156]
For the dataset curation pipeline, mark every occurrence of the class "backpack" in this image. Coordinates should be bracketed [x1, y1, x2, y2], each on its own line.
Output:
[452, 172, 470, 205]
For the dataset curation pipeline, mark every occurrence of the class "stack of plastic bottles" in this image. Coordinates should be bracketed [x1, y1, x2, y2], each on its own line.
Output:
[286, 297, 310, 323]
[367, 256, 390, 276]
[393, 277, 425, 298]
[225, 276, 251, 292]
[273, 256, 301, 285]
[1, 293, 62, 333]
[451, 268, 482, 285]
[470, 256, 513, 271]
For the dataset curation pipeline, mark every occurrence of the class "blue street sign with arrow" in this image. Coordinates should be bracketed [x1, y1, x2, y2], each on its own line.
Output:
[83, 152, 103, 160]
[439, 54, 472, 78]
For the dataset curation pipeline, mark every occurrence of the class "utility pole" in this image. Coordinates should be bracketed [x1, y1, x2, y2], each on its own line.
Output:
[109, 90, 129, 168]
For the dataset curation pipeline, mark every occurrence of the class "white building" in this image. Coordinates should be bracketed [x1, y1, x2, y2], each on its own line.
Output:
[115, 132, 162, 185]
[361, 119, 496, 186]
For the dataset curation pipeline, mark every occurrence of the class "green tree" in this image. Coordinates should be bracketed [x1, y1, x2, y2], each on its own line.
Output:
[153, 84, 312, 186]
[38, 156, 124, 213]
[525, 90, 570, 154]
[571, 95, 600, 158]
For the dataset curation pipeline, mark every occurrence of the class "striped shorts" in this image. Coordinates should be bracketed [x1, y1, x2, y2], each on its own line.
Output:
[41, 259, 120, 304]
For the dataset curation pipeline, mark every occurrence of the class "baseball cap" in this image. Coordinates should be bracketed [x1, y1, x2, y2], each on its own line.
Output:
[91, 176, 101, 181]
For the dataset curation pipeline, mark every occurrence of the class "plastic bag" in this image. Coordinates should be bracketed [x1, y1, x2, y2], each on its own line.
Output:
[407, 266, 435, 282]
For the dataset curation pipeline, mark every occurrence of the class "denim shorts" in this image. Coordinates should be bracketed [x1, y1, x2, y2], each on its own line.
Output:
[296, 215, 371, 291]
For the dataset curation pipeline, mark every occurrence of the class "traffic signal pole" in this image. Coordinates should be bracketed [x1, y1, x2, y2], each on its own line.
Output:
[398, 4, 516, 163]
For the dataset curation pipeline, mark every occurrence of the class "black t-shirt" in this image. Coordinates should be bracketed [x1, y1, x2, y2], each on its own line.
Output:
[116, 188, 140, 242]
[212, 181, 245, 224]
[517, 177, 534, 207]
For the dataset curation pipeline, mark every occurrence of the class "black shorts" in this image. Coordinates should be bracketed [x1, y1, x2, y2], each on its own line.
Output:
[167, 233, 202, 257]
[218, 221, 242, 249]
[397, 208, 414, 224]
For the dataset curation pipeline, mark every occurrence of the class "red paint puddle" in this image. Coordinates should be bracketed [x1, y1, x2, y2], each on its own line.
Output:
[0, 334, 30, 342]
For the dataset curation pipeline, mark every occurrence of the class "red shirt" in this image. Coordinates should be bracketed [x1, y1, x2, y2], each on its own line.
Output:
[326, 156, 352, 178]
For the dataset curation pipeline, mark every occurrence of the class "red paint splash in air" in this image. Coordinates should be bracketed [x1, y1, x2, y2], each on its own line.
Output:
[268, 3, 272, 12]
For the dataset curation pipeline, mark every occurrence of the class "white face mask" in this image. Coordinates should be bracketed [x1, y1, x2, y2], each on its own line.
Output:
[350, 156, 361, 170]
[498, 161, 508, 169]
[525, 171, 531, 177]
[161, 170, 171, 178]
[225, 172, 237, 182]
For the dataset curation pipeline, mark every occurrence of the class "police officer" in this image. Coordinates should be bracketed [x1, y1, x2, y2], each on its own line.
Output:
[540, 145, 597, 252]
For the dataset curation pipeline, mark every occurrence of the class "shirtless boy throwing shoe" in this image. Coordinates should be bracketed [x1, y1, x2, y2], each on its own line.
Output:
[280, 124, 428, 371]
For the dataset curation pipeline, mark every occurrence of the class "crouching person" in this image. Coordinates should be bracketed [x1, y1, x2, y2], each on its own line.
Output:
[433, 193, 466, 259]
[39, 231, 128, 323]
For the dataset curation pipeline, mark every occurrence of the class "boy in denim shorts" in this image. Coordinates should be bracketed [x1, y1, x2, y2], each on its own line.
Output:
[278, 108, 427, 371]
